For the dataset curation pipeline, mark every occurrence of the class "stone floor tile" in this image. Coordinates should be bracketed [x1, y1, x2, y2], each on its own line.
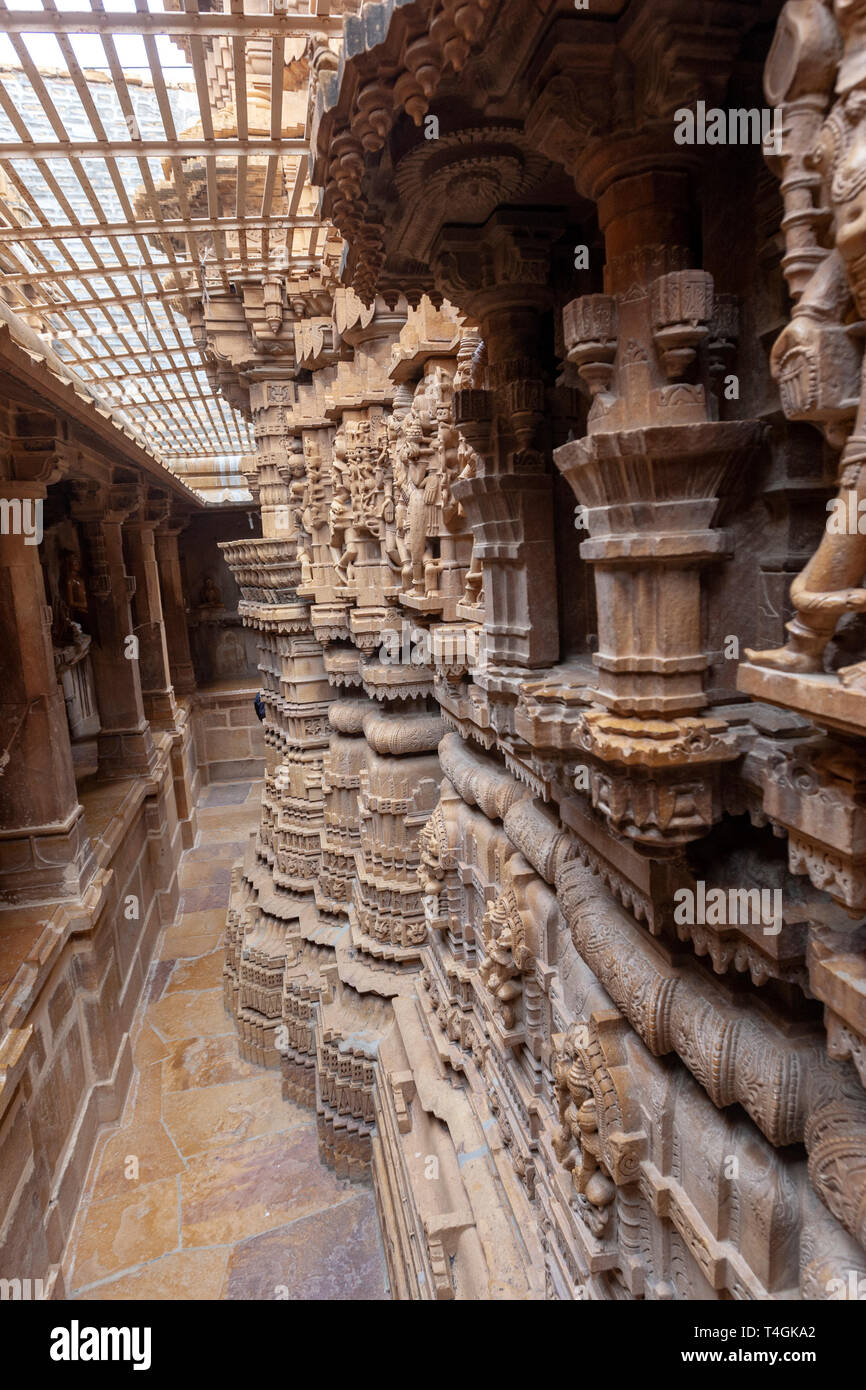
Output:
[179, 882, 232, 914]
[194, 807, 262, 834]
[159, 928, 223, 961]
[164, 950, 224, 994]
[147, 958, 175, 1003]
[162, 1035, 260, 1093]
[90, 1121, 185, 1202]
[161, 1073, 303, 1157]
[62, 776, 389, 1303]
[179, 858, 234, 889]
[129, 1062, 165, 1124]
[132, 1023, 172, 1068]
[147, 987, 233, 1043]
[74, 1248, 228, 1301]
[69, 1178, 179, 1288]
[222, 1192, 389, 1301]
[203, 782, 252, 807]
[177, 907, 227, 933]
[186, 839, 247, 862]
[180, 1127, 355, 1248]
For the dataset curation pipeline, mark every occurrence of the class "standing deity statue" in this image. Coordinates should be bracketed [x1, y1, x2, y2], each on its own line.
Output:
[389, 365, 464, 602]
[404, 415, 430, 596]
[747, 0, 866, 684]
[329, 425, 358, 586]
[62, 549, 89, 622]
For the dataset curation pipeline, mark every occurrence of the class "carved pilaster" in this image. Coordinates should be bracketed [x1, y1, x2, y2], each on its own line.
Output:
[71, 483, 157, 779]
[555, 172, 763, 849]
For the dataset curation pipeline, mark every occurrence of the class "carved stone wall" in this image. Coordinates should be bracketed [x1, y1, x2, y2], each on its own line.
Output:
[212, 0, 866, 1301]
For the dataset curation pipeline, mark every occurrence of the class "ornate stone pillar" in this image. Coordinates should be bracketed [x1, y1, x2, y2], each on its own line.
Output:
[434, 211, 562, 671]
[0, 476, 95, 903]
[154, 522, 197, 697]
[325, 290, 410, 654]
[352, 698, 445, 966]
[554, 170, 763, 851]
[72, 483, 157, 779]
[220, 368, 333, 1066]
[316, 695, 372, 924]
[247, 373, 332, 901]
[126, 499, 178, 728]
[268, 630, 331, 896]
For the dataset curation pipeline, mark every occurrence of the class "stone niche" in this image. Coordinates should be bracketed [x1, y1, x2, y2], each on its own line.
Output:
[40, 490, 101, 746]
[182, 507, 262, 686]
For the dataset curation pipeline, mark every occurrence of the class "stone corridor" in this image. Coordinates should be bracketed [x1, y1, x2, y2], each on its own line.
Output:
[5, 0, 866, 1321]
[60, 781, 389, 1302]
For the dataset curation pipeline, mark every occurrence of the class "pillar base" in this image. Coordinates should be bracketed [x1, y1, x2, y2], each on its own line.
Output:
[143, 687, 179, 729]
[0, 804, 96, 906]
[171, 667, 197, 696]
[97, 723, 159, 780]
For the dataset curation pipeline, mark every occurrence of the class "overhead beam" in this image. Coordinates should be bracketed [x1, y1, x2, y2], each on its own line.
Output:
[0, 318, 203, 503]
[0, 11, 344, 37]
[0, 213, 321, 241]
[0, 253, 327, 285]
[0, 136, 309, 158]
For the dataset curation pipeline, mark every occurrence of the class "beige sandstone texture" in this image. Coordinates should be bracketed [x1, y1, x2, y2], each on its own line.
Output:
[4, 0, 866, 1304]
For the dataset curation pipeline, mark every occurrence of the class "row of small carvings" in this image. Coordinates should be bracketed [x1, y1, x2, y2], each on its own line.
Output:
[433, 733, 866, 1253]
[422, 871, 861, 1298]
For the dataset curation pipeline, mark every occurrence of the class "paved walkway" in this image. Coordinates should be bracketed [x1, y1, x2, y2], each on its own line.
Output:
[62, 780, 390, 1301]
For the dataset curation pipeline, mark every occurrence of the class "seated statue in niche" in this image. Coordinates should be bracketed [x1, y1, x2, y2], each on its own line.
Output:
[199, 571, 223, 608]
[746, 0, 866, 685]
[214, 628, 246, 676]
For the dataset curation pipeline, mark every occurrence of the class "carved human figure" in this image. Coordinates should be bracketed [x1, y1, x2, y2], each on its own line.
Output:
[329, 426, 359, 586]
[747, 0, 866, 681]
[437, 383, 462, 532]
[199, 572, 223, 607]
[62, 549, 89, 620]
[391, 376, 437, 596]
[381, 410, 405, 577]
[287, 456, 308, 542]
[552, 1028, 591, 1175]
[418, 815, 446, 927]
[404, 417, 430, 595]
[297, 547, 314, 589]
[479, 896, 523, 1030]
[578, 1170, 617, 1238]
[551, 1021, 617, 1221]
[300, 437, 328, 539]
[51, 598, 77, 647]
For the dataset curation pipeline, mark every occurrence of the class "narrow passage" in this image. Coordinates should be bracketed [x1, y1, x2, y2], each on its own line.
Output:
[62, 780, 389, 1301]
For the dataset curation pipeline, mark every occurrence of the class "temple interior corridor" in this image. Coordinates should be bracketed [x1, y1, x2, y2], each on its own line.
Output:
[3, 0, 866, 1325]
[61, 777, 388, 1302]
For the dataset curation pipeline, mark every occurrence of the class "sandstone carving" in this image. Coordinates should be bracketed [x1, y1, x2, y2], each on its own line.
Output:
[8, 0, 866, 1312]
